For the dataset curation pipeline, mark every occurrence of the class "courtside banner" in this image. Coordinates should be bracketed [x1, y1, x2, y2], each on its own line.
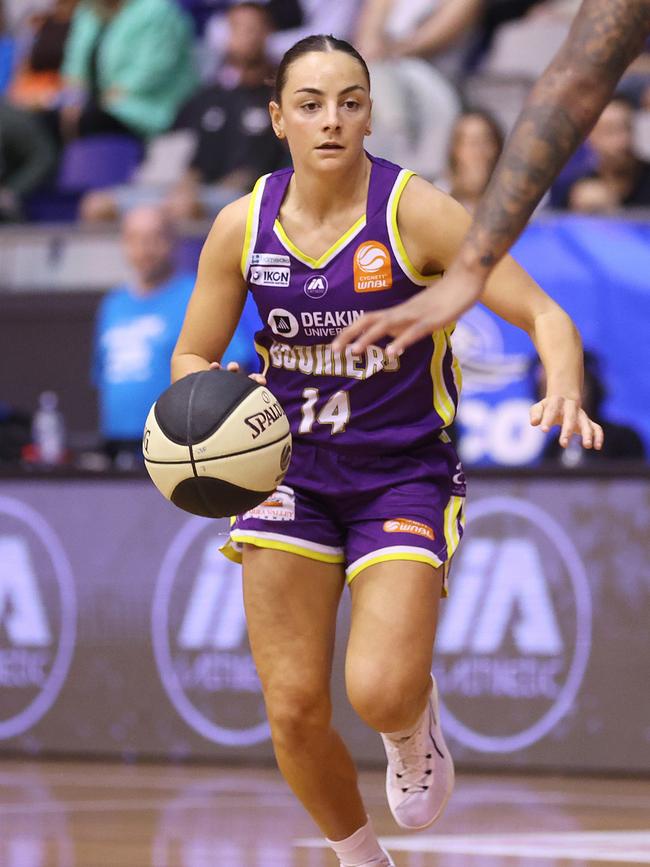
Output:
[0, 477, 648, 772]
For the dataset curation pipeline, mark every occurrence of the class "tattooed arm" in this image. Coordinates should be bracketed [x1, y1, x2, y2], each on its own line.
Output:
[459, 0, 650, 275]
[334, 0, 650, 355]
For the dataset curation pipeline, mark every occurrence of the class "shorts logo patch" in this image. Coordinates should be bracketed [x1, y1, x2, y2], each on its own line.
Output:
[354, 241, 392, 293]
[383, 518, 435, 540]
[243, 485, 295, 521]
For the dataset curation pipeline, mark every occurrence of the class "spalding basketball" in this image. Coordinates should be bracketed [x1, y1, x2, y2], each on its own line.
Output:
[143, 369, 292, 518]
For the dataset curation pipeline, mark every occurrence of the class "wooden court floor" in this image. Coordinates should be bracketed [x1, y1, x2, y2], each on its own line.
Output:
[1, 759, 649, 867]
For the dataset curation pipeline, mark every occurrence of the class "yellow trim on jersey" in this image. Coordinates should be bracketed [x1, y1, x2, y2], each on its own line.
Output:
[254, 340, 270, 376]
[347, 551, 442, 584]
[388, 170, 442, 287]
[240, 174, 268, 279]
[273, 215, 367, 269]
[430, 332, 455, 427]
[229, 533, 345, 564]
[443, 495, 465, 561]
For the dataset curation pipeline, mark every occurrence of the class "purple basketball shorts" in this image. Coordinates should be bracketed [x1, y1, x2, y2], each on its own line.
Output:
[224, 436, 466, 590]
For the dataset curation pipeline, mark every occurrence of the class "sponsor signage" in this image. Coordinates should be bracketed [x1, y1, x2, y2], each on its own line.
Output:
[434, 496, 591, 753]
[151, 517, 270, 747]
[0, 477, 647, 774]
[0, 497, 76, 740]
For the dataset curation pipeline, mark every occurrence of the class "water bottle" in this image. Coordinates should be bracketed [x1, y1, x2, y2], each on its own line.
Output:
[32, 391, 66, 465]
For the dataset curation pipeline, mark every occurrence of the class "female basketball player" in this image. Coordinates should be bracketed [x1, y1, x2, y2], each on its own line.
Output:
[172, 36, 603, 867]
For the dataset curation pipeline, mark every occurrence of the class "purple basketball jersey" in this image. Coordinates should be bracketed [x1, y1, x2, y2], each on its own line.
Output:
[241, 154, 462, 454]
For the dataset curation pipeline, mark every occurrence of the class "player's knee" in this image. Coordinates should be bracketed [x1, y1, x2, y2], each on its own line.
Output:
[265, 685, 332, 748]
[347, 666, 421, 732]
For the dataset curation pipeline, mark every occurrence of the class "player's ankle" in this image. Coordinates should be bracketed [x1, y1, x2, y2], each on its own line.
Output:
[327, 816, 388, 866]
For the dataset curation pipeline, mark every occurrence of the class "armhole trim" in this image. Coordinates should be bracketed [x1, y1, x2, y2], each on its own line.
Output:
[240, 174, 270, 280]
[387, 169, 441, 287]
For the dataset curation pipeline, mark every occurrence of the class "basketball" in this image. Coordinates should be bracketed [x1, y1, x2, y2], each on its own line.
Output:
[142, 369, 292, 518]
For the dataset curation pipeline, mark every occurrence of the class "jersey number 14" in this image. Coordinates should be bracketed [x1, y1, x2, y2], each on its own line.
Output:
[299, 388, 351, 436]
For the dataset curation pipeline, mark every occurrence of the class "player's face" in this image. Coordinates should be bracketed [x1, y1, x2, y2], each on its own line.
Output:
[271, 51, 371, 172]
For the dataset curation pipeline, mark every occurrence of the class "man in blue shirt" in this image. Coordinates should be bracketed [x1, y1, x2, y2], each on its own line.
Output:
[93, 205, 259, 462]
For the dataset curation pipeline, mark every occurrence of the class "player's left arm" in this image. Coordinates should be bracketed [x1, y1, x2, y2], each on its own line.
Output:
[399, 176, 604, 450]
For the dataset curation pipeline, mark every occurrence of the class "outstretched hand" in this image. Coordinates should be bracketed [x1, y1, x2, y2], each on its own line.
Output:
[209, 360, 267, 386]
[332, 266, 485, 357]
[530, 395, 604, 450]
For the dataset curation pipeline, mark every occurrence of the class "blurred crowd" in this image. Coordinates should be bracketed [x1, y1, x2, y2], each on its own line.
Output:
[0, 0, 649, 224]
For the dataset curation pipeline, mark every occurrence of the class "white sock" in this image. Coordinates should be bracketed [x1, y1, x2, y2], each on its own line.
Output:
[327, 817, 389, 866]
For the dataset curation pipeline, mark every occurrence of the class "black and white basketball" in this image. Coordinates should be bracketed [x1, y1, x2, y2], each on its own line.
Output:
[143, 369, 292, 518]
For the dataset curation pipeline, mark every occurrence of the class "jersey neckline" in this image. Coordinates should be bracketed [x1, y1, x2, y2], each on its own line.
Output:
[272, 155, 376, 270]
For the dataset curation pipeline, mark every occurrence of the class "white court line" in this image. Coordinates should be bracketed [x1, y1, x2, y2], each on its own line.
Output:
[295, 831, 650, 863]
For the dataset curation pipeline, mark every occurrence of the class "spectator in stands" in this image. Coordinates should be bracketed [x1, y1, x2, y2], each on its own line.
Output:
[182, 0, 303, 39]
[59, 0, 197, 141]
[167, 1, 285, 219]
[93, 206, 195, 462]
[265, 0, 361, 65]
[93, 205, 259, 462]
[80, 1, 285, 222]
[356, 0, 481, 81]
[0, 2, 15, 94]
[534, 351, 645, 466]
[8, 0, 78, 110]
[0, 99, 56, 219]
[204, 0, 359, 76]
[438, 108, 503, 212]
[567, 95, 650, 213]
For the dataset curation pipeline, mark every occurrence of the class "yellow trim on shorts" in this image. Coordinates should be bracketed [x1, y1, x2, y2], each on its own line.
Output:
[228, 533, 345, 564]
[240, 174, 268, 279]
[273, 215, 367, 269]
[347, 551, 441, 584]
[443, 495, 465, 560]
[430, 332, 455, 427]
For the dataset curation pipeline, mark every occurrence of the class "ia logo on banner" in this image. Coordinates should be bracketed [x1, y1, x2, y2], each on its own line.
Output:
[152, 518, 269, 746]
[0, 497, 76, 740]
[434, 496, 592, 753]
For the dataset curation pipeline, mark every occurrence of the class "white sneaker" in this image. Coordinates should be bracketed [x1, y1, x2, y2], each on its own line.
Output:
[380, 675, 454, 830]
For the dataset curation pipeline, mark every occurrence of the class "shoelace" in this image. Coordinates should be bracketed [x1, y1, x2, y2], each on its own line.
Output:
[384, 732, 433, 792]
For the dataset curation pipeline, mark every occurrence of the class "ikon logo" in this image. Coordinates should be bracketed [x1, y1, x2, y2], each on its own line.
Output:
[251, 267, 290, 288]
[433, 496, 591, 753]
[152, 518, 270, 746]
[0, 497, 77, 740]
[354, 241, 392, 292]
